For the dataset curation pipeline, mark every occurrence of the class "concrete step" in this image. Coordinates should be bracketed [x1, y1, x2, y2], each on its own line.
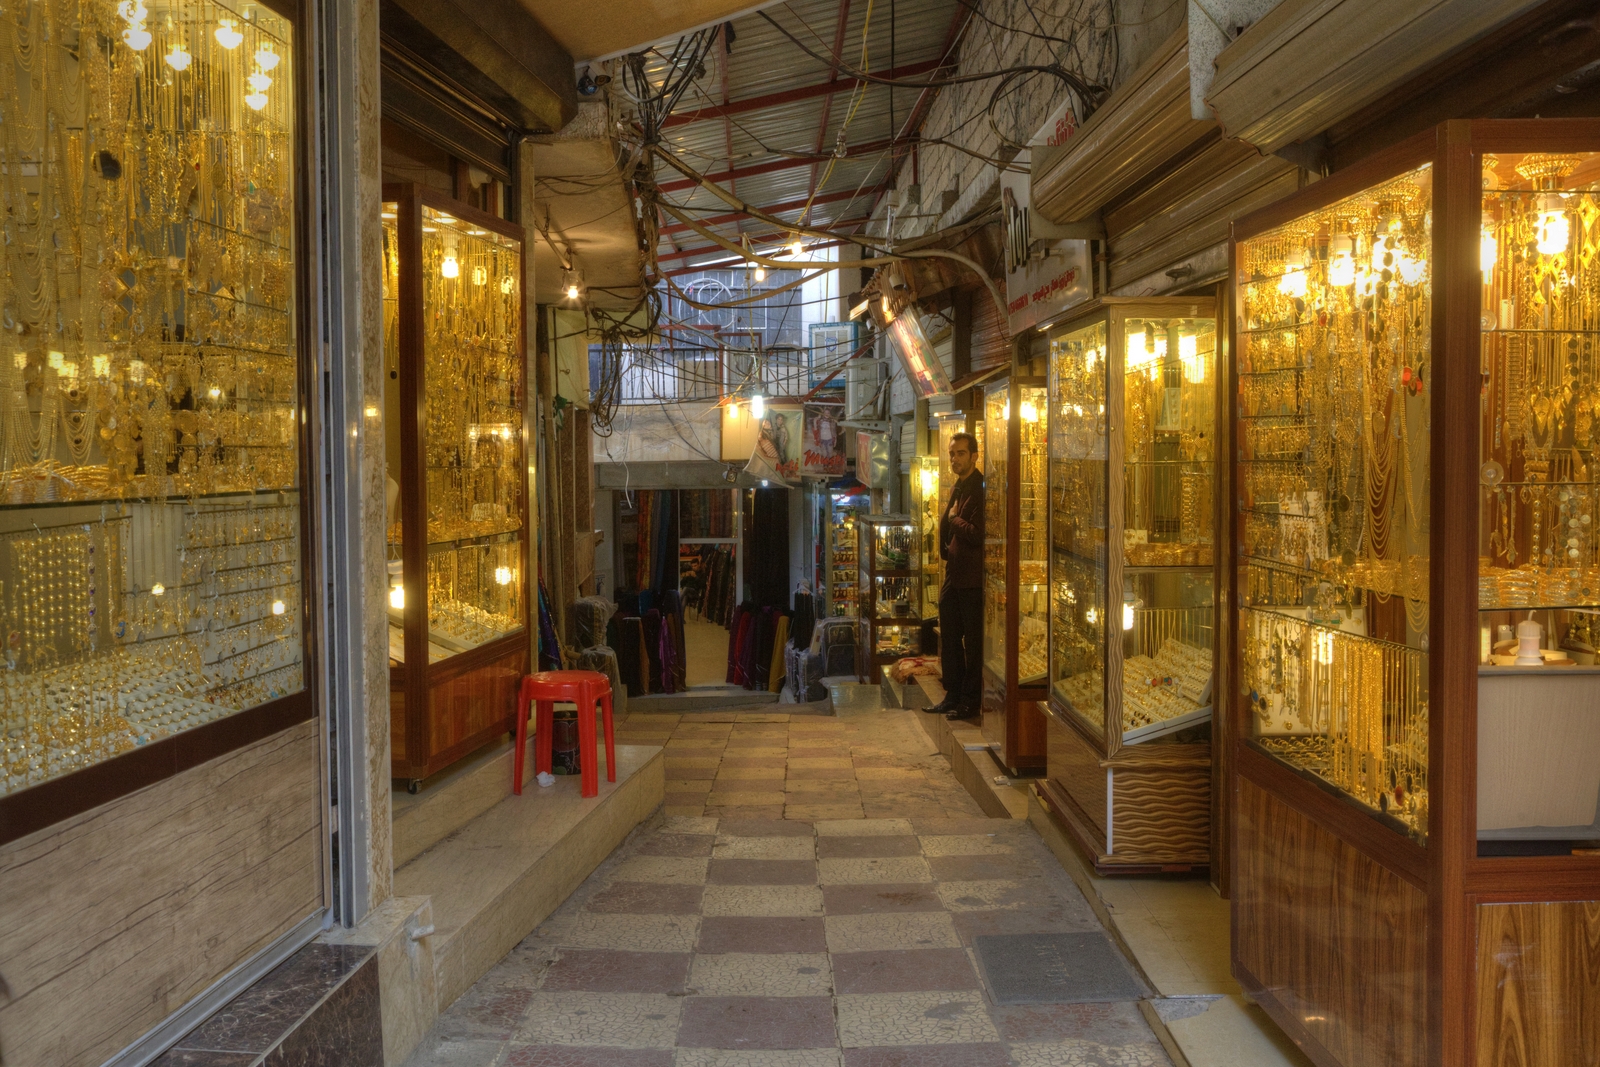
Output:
[910, 685, 1030, 820]
[394, 743, 664, 1010]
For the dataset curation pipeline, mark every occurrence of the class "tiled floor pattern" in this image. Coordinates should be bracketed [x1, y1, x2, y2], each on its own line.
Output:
[628, 683, 990, 822]
[403, 686, 1177, 1067]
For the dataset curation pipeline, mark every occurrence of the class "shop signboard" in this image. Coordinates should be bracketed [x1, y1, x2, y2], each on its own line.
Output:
[1001, 155, 1091, 335]
[802, 403, 847, 477]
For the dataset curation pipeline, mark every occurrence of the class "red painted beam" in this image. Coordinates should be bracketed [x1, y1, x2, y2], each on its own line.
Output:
[656, 139, 893, 194]
[661, 237, 861, 277]
[661, 59, 942, 128]
[658, 188, 871, 236]
[656, 217, 872, 263]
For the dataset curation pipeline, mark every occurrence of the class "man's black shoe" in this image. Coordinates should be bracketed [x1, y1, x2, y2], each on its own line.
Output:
[924, 698, 957, 715]
[945, 704, 978, 721]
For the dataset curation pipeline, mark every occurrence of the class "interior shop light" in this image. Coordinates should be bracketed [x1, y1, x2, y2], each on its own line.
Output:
[271, 599, 286, 616]
[245, 88, 269, 111]
[117, 1, 151, 49]
[215, 17, 243, 49]
[255, 42, 281, 71]
[1314, 628, 1335, 666]
[562, 268, 583, 301]
[1179, 333, 1203, 383]
[1536, 192, 1570, 256]
[1019, 399, 1039, 423]
[248, 70, 272, 92]
[1328, 233, 1356, 287]
[1126, 330, 1165, 380]
[1481, 226, 1499, 274]
[165, 41, 192, 70]
[440, 244, 460, 279]
[919, 465, 937, 499]
[389, 583, 405, 610]
[494, 566, 514, 586]
[1277, 251, 1308, 297]
[789, 235, 805, 257]
[753, 263, 767, 282]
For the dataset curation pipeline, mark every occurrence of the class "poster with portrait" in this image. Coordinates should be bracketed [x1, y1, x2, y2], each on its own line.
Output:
[744, 405, 804, 485]
[801, 403, 846, 477]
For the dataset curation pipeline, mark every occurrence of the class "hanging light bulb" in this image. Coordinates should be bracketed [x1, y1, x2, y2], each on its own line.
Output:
[1480, 226, 1499, 275]
[389, 584, 405, 610]
[753, 263, 767, 282]
[562, 268, 582, 301]
[244, 91, 269, 111]
[494, 566, 514, 586]
[1536, 191, 1570, 256]
[215, 18, 243, 49]
[1019, 399, 1039, 423]
[254, 42, 281, 71]
[751, 393, 766, 419]
[118, 1, 152, 49]
[440, 244, 460, 278]
[164, 41, 192, 70]
[1179, 333, 1203, 383]
[271, 599, 286, 616]
[151, 582, 166, 598]
[248, 70, 272, 92]
[789, 235, 804, 257]
[123, 23, 152, 49]
[727, 400, 740, 420]
[1328, 233, 1356, 287]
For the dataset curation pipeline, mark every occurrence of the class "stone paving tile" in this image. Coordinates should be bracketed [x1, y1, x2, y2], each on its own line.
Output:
[515, 992, 682, 1048]
[949, 907, 1104, 943]
[834, 992, 999, 1046]
[839, 1046, 1011, 1067]
[719, 756, 790, 769]
[717, 818, 816, 839]
[784, 780, 863, 795]
[816, 835, 922, 859]
[820, 883, 945, 915]
[663, 816, 720, 835]
[703, 884, 824, 916]
[935, 880, 1030, 911]
[665, 805, 709, 817]
[705, 791, 787, 807]
[830, 948, 979, 993]
[609, 856, 711, 885]
[403, 1034, 508, 1067]
[676, 1050, 842, 1067]
[584, 882, 705, 915]
[722, 745, 791, 758]
[711, 778, 788, 794]
[713, 835, 816, 859]
[852, 766, 925, 780]
[697, 917, 828, 954]
[504, 1048, 675, 1067]
[818, 857, 933, 885]
[815, 818, 913, 836]
[544, 913, 701, 952]
[428, 985, 536, 1041]
[824, 912, 962, 952]
[784, 803, 867, 820]
[717, 765, 787, 780]
[919, 835, 1016, 857]
[687, 953, 832, 996]
[540, 950, 692, 994]
[787, 765, 859, 780]
[707, 858, 818, 885]
[633, 831, 716, 857]
[667, 779, 715, 794]
[1006, 1040, 1171, 1066]
[988, 1002, 1158, 1045]
[676, 996, 837, 1049]
[927, 853, 1039, 883]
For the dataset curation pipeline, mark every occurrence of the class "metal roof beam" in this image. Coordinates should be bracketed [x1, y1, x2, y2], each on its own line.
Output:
[657, 188, 871, 234]
[661, 58, 943, 127]
[655, 139, 893, 193]
[656, 216, 872, 262]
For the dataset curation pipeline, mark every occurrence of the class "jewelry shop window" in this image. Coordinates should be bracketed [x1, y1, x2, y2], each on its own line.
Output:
[0, 0, 307, 810]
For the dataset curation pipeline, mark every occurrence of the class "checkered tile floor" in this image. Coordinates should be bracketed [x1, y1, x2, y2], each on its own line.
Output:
[403, 687, 1174, 1067]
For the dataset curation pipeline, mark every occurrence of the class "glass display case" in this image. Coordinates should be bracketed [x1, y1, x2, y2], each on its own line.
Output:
[857, 515, 922, 680]
[980, 357, 1051, 773]
[383, 184, 529, 791]
[0, 0, 313, 837]
[1037, 298, 1217, 872]
[1229, 121, 1600, 1067]
[825, 485, 867, 618]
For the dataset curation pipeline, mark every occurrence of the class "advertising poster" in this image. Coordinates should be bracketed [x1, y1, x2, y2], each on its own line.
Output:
[801, 404, 847, 477]
[744, 405, 804, 484]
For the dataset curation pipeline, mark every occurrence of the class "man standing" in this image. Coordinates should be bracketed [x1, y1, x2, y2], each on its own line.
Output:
[928, 431, 984, 721]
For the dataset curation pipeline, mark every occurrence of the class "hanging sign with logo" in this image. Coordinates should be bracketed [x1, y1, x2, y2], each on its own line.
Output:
[1001, 136, 1092, 334]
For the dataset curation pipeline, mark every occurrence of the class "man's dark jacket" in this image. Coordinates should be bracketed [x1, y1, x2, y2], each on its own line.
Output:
[939, 469, 985, 593]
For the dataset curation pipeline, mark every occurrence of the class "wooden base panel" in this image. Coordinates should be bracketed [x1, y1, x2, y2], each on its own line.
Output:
[1475, 900, 1600, 1067]
[980, 672, 1047, 773]
[1233, 776, 1426, 1067]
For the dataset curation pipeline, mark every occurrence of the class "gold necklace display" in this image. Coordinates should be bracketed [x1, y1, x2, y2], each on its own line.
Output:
[0, 0, 303, 798]
[383, 205, 525, 657]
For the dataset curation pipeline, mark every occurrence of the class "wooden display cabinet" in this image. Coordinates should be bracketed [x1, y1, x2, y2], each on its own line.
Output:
[825, 485, 866, 618]
[383, 184, 530, 791]
[1037, 297, 1219, 872]
[980, 357, 1050, 774]
[1228, 119, 1600, 1067]
[856, 515, 923, 682]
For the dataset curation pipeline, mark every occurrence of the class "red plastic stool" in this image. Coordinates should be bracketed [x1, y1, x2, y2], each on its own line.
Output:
[514, 670, 615, 798]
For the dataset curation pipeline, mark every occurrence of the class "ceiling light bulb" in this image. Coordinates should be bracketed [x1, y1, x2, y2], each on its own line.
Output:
[151, 582, 166, 597]
[789, 237, 803, 257]
[248, 71, 272, 92]
[215, 18, 243, 49]
[123, 25, 152, 50]
[389, 584, 405, 610]
[244, 91, 269, 111]
[441, 254, 460, 278]
[1536, 192, 1569, 256]
[271, 599, 286, 615]
[1328, 234, 1356, 287]
[751, 394, 766, 418]
[566, 283, 580, 300]
[165, 42, 192, 69]
[254, 43, 280, 71]
[753, 264, 766, 282]
[1480, 227, 1498, 274]
[494, 566, 513, 586]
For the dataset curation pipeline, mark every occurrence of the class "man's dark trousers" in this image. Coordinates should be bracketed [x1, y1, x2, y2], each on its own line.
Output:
[938, 587, 983, 711]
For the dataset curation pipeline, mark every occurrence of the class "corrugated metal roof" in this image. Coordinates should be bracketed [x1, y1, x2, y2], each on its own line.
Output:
[647, 0, 963, 263]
